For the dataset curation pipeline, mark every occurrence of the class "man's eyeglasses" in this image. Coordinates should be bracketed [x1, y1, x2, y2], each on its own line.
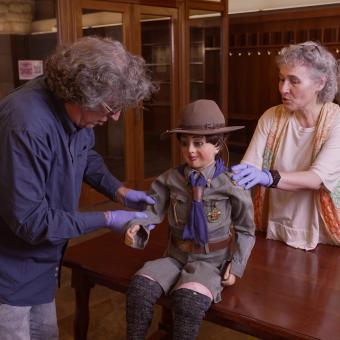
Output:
[102, 101, 116, 116]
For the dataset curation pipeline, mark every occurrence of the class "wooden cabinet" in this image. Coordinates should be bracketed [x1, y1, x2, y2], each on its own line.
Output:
[2, 0, 229, 206]
[70, 1, 228, 204]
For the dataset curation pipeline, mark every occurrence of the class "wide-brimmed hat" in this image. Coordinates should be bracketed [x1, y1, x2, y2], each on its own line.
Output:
[161, 99, 244, 138]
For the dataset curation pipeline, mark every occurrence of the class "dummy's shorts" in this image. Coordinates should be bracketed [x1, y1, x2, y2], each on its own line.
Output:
[135, 247, 229, 303]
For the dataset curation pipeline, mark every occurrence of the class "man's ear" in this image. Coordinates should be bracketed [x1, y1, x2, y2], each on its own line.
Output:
[214, 144, 220, 155]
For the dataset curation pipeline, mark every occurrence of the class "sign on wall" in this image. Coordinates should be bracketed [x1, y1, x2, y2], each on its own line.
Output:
[18, 60, 43, 80]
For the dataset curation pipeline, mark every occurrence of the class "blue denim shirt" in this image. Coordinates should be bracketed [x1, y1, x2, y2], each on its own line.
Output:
[0, 77, 122, 305]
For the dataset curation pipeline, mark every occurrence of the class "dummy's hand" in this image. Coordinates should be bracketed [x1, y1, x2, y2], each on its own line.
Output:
[116, 187, 155, 210]
[231, 164, 273, 189]
[125, 224, 140, 247]
[221, 263, 236, 286]
[104, 210, 147, 232]
[124, 224, 155, 247]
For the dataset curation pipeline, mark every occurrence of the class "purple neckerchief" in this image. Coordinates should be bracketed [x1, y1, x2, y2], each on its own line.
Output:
[177, 157, 226, 246]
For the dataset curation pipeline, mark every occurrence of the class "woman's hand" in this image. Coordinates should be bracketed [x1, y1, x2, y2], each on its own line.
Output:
[125, 224, 140, 247]
[231, 164, 273, 189]
[222, 263, 236, 286]
[232, 164, 323, 191]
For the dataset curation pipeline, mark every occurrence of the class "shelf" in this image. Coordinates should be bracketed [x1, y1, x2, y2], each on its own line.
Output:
[205, 47, 220, 51]
[145, 102, 170, 107]
[142, 43, 169, 47]
[145, 63, 171, 66]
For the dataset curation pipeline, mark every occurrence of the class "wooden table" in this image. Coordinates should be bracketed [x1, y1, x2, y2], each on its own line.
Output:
[63, 230, 340, 340]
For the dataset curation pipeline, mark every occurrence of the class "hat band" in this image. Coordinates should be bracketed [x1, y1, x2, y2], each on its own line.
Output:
[179, 123, 225, 130]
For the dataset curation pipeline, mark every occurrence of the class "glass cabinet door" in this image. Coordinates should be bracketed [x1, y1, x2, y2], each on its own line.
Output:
[141, 16, 172, 178]
[189, 10, 222, 106]
[134, 6, 179, 187]
[80, 7, 126, 181]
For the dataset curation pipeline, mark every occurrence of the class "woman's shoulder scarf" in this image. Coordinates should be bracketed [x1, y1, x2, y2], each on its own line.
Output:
[253, 103, 340, 245]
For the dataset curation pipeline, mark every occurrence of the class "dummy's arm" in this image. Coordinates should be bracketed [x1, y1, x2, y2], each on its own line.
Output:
[228, 179, 256, 278]
[221, 262, 236, 286]
[124, 173, 170, 249]
[125, 224, 141, 247]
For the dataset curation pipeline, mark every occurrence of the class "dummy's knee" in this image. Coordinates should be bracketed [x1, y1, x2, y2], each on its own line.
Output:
[127, 275, 163, 303]
[172, 288, 211, 317]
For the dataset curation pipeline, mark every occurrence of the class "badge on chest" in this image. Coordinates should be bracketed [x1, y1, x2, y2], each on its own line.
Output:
[207, 202, 221, 222]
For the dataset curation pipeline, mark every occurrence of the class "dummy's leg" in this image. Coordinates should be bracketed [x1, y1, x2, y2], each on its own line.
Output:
[126, 275, 163, 340]
[172, 287, 211, 340]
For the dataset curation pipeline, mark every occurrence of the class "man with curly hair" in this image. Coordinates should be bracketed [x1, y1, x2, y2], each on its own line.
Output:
[0, 36, 157, 339]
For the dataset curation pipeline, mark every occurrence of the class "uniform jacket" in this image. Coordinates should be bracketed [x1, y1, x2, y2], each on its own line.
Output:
[128, 164, 256, 278]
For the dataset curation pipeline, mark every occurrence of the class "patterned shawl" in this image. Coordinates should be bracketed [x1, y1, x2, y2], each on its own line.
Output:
[253, 103, 340, 245]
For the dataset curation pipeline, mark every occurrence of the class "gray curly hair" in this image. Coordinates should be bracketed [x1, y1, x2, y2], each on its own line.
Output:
[276, 41, 338, 103]
[45, 36, 157, 111]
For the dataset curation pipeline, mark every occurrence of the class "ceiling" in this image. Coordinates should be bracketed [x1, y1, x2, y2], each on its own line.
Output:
[229, 0, 340, 13]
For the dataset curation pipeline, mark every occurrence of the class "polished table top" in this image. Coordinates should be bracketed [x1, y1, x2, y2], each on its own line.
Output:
[63, 230, 340, 339]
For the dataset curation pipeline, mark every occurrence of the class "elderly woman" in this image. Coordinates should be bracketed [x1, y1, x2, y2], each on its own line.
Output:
[232, 41, 340, 250]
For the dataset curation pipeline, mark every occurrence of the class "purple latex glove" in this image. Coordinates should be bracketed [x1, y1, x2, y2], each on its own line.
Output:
[231, 164, 273, 189]
[124, 189, 155, 210]
[148, 224, 156, 231]
[105, 210, 148, 232]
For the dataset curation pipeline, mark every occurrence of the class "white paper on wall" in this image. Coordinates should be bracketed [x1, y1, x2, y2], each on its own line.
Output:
[18, 60, 43, 80]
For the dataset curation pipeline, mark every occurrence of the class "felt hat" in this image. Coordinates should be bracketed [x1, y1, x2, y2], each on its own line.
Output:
[161, 99, 244, 138]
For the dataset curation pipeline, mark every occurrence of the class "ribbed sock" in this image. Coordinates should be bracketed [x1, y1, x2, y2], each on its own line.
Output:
[126, 275, 163, 340]
[172, 288, 211, 340]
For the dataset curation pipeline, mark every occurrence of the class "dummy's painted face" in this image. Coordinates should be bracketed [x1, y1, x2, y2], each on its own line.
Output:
[70, 103, 121, 128]
[179, 135, 219, 170]
[278, 64, 325, 113]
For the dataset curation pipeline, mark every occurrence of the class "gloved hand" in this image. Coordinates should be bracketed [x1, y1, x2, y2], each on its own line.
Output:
[148, 224, 156, 231]
[124, 189, 155, 210]
[231, 164, 273, 189]
[104, 210, 148, 232]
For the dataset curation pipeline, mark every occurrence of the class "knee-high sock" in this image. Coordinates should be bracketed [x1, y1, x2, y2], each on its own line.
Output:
[126, 275, 163, 340]
[172, 288, 211, 340]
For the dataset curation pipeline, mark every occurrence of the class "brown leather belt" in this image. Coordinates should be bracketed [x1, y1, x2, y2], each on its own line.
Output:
[172, 235, 232, 254]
